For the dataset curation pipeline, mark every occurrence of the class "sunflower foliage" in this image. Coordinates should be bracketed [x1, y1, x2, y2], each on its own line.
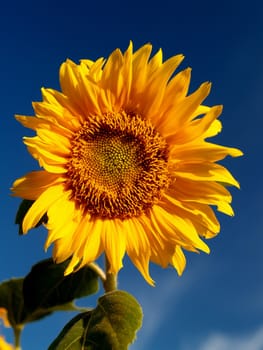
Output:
[1, 204, 142, 349]
[0, 273, 142, 350]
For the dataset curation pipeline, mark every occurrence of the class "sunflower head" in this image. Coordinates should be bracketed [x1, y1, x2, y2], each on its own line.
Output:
[12, 42, 242, 285]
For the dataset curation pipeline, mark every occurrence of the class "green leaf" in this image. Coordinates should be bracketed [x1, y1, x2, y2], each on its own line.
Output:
[0, 278, 52, 326]
[0, 278, 27, 326]
[48, 290, 143, 350]
[23, 258, 99, 312]
[0, 259, 99, 327]
[15, 199, 47, 235]
[48, 312, 92, 350]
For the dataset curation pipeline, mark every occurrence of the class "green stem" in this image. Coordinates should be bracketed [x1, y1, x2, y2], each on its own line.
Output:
[88, 262, 106, 282]
[13, 325, 23, 350]
[103, 256, 118, 292]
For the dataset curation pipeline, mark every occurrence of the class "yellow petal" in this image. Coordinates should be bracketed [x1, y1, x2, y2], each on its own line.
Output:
[100, 48, 124, 107]
[152, 205, 210, 254]
[163, 193, 220, 238]
[11, 171, 61, 200]
[160, 82, 211, 135]
[64, 253, 81, 275]
[156, 68, 192, 130]
[143, 54, 184, 119]
[32, 102, 80, 133]
[171, 246, 186, 276]
[166, 105, 223, 144]
[36, 128, 71, 154]
[131, 43, 153, 97]
[0, 308, 10, 327]
[77, 70, 103, 115]
[23, 184, 64, 233]
[0, 335, 14, 350]
[15, 115, 51, 131]
[118, 41, 133, 107]
[45, 192, 80, 249]
[41, 87, 84, 120]
[170, 178, 235, 216]
[23, 137, 68, 173]
[124, 217, 154, 285]
[170, 141, 243, 162]
[81, 218, 104, 264]
[174, 161, 240, 188]
[59, 59, 85, 114]
[101, 219, 126, 274]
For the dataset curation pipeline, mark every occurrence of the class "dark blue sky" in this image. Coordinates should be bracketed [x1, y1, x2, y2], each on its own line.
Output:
[1, 1, 262, 349]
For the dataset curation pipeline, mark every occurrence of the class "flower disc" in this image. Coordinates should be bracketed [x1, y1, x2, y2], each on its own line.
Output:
[66, 111, 169, 218]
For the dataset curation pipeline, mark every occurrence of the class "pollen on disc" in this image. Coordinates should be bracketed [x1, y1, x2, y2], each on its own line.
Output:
[66, 111, 169, 219]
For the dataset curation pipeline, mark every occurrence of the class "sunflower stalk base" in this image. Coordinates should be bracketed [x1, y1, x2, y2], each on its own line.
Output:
[88, 262, 106, 283]
[13, 325, 23, 350]
[103, 256, 118, 292]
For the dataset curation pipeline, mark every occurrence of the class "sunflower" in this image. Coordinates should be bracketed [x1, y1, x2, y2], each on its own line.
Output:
[0, 308, 10, 328]
[0, 308, 14, 350]
[0, 336, 14, 350]
[12, 42, 242, 285]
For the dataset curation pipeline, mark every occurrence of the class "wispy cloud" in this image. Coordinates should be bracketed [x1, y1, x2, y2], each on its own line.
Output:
[129, 260, 210, 350]
[188, 325, 263, 350]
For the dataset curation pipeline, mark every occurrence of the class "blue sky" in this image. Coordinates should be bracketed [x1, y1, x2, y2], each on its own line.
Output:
[0, 0, 262, 349]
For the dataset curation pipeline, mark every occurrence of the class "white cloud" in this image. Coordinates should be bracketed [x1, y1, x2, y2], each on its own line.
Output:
[134, 274, 189, 350]
[196, 326, 263, 350]
[129, 261, 209, 350]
